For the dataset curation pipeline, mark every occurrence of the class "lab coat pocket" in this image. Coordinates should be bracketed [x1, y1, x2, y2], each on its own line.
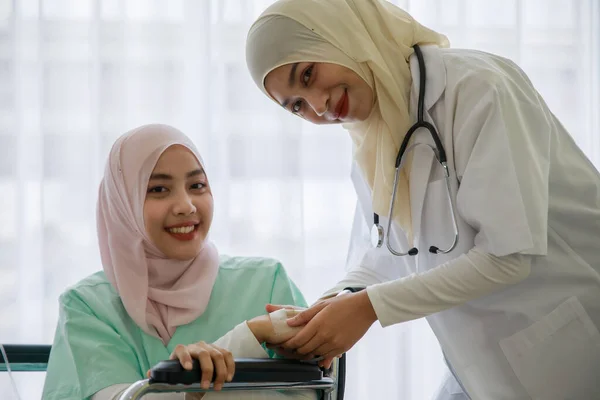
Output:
[499, 297, 600, 400]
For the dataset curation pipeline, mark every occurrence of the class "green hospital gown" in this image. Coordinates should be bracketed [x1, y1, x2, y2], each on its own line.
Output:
[42, 256, 308, 400]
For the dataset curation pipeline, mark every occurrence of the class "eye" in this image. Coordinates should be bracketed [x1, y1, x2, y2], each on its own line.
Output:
[148, 186, 167, 194]
[190, 182, 206, 190]
[292, 100, 303, 113]
[302, 65, 313, 85]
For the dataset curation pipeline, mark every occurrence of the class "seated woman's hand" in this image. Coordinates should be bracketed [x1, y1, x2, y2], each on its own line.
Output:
[169, 341, 235, 391]
[248, 309, 304, 345]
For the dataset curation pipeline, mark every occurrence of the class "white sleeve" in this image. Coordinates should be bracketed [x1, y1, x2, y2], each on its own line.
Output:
[212, 322, 269, 358]
[367, 248, 532, 327]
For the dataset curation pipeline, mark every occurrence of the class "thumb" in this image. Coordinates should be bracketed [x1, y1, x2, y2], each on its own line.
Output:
[287, 302, 327, 327]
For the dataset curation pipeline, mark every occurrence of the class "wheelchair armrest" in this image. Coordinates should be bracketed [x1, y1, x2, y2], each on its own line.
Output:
[121, 356, 344, 400]
[150, 358, 323, 385]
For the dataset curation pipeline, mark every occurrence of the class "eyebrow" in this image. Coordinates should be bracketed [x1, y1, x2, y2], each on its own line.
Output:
[282, 62, 299, 108]
[149, 168, 205, 181]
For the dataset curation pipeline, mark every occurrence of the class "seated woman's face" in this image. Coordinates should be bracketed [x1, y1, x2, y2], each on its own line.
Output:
[264, 62, 373, 125]
[144, 145, 213, 261]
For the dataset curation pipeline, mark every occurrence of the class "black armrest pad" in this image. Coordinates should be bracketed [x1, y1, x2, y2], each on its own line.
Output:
[0, 345, 52, 364]
[150, 358, 323, 385]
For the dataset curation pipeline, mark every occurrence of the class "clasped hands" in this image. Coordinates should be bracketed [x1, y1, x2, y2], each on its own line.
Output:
[265, 289, 378, 370]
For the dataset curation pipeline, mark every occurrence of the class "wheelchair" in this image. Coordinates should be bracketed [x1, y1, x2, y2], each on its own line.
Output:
[1, 344, 345, 399]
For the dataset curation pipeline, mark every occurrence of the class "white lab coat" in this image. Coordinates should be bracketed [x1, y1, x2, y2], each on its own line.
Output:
[331, 46, 600, 399]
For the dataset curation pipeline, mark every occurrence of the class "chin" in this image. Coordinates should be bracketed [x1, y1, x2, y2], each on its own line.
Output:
[166, 245, 202, 261]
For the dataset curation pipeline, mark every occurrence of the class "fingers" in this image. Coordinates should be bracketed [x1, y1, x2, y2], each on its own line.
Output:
[311, 342, 337, 360]
[281, 323, 318, 351]
[296, 331, 331, 356]
[208, 347, 228, 391]
[287, 302, 327, 327]
[189, 344, 214, 390]
[169, 342, 234, 391]
[220, 346, 235, 382]
[170, 344, 194, 370]
[212, 345, 234, 386]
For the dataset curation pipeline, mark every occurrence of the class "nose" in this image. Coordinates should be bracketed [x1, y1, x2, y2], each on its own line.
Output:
[172, 192, 197, 216]
[305, 91, 329, 117]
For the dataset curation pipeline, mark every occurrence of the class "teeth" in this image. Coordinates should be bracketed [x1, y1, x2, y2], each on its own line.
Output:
[168, 226, 195, 234]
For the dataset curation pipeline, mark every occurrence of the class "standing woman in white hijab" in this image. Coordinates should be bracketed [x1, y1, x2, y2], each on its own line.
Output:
[245, 0, 600, 399]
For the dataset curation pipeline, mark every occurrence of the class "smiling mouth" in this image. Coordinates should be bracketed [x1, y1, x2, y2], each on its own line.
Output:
[167, 225, 196, 234]
[165, 224, 199, 241]
[334, 89, 348, 120]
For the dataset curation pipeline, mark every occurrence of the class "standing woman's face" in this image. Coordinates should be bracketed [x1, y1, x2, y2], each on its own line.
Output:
[264, 62, 374, 125]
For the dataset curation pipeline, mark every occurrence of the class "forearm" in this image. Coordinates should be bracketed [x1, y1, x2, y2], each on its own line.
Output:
[212, 321, 269, 358]
[367, 247, 531, 327]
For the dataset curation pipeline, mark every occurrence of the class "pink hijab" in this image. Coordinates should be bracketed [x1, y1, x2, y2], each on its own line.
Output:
[97, 124, 219, 344]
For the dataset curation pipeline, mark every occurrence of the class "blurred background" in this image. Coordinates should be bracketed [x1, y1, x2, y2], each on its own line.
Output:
[0, 0, 598, 398]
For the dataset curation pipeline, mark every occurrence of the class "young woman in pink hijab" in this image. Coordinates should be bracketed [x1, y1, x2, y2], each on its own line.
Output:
[42, 124, 315, 400]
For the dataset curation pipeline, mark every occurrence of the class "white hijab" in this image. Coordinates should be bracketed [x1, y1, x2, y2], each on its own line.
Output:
[246, 0, 449, 238]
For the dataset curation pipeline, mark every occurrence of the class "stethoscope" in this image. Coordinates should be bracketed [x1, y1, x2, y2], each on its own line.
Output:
[371, 44, 459, 256]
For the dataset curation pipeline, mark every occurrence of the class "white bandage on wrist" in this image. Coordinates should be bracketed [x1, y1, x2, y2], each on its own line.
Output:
[269, 308, 304, 338]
